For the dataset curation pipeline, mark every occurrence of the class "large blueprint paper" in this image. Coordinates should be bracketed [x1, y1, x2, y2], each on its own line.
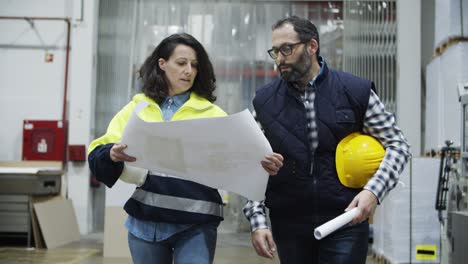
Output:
[120, 108, 272, 201]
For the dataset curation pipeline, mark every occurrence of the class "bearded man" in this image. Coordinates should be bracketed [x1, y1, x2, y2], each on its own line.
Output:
[243, 16, 411, 264]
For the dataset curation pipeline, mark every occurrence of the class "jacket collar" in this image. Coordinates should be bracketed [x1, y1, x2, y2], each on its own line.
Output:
[314, 56, 328, 86]
[183, 92, 213, 111]
[133, 92, 212, 111]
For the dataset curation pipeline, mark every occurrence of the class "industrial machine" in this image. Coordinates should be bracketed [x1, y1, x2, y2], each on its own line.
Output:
[443, 83, 468, 264]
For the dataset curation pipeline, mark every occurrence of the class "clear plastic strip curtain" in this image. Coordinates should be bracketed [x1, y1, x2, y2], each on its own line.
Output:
[95, 0, 344, 137]
[343, 0, 397, 113]
[95, 0, 136, 136]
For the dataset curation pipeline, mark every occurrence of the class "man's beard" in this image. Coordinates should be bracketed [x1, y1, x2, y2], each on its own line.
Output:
[278, 47, 312, 83]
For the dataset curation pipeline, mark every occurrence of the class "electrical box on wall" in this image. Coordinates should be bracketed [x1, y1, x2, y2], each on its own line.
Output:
[68, 145, 86, 161]
[22, 120, 67, 161]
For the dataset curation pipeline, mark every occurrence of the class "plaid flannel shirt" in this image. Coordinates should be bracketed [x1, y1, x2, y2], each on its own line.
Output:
[243, 88, 411, 232]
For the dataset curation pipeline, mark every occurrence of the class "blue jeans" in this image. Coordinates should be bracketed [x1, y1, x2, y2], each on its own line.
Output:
[128, 223, 218, 264]
[272, 221, 369, 264]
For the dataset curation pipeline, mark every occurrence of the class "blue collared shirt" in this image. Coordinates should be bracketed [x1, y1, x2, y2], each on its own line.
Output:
[125, 91, 193, 242]
[160, 91, 191, 121]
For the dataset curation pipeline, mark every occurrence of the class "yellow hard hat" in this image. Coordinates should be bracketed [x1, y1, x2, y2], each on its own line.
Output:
[336, 132, 385, 188]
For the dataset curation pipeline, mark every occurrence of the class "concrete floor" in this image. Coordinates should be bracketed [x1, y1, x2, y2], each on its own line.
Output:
[0, 232, 378, 264]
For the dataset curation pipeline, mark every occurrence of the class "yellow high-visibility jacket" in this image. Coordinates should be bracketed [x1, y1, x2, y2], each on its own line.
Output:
[89, 92, 227, 153]
[88, 92, 227, 223]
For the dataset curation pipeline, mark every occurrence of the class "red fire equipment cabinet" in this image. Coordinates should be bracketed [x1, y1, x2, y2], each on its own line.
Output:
[22, 120, 67, 161]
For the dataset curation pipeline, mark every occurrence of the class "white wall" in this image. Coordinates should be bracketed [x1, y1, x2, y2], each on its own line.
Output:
[397, 0, 421, 155]
[0, 0, 99, 234]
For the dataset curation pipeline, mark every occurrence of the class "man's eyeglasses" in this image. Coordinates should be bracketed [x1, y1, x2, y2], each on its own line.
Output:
[267, 41, 305, 59]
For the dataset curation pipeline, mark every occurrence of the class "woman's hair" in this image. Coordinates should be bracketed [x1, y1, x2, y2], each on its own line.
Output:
[139, 33, 217, 104]
[272, 16, 320, 60]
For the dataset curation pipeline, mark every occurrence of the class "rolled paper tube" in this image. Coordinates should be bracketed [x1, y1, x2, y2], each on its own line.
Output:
[314, 207, 359, 240]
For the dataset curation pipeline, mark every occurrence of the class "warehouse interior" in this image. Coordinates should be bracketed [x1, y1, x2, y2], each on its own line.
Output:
[0, 0, 467, 263]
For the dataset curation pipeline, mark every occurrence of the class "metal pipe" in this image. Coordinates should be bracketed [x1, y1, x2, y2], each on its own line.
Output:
[63, 19, 71, 123]
[0, 16, 69, 21]
[0, 44, 67, 50]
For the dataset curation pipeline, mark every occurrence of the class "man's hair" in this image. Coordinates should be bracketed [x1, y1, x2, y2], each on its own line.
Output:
[139, 33, 216, 104]
[272, 16, 320, 59]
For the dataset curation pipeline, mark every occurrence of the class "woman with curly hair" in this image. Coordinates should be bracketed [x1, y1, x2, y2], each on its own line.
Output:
[88, 33, 283, 264]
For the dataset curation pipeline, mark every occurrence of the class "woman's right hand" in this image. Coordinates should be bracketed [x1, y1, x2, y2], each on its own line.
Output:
[261, 153, 284, 176]
[110, 143, 136, 162]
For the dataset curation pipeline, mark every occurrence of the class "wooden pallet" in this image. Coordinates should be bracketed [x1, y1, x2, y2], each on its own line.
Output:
[434, 36, 468, 57]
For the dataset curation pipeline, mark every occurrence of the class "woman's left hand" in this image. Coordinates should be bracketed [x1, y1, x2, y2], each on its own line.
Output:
[261, 153, 284, 175]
